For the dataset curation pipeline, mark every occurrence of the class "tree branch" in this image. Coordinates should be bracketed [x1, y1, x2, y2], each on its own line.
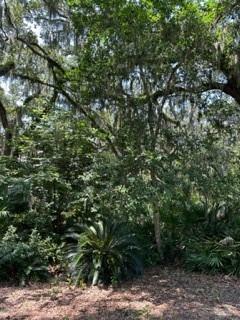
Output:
[16, 36, 65, 73]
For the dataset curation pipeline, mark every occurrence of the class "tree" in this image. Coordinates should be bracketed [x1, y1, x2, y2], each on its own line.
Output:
[65, 0, 240, 252]
[1, 0, 240, 258]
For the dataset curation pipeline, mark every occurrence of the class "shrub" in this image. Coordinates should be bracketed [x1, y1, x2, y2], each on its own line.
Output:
[185, 237, 240, 276]
[130, 221, 161, 267]
[66, 220, 143, 286]
[7, 178, 31, 213]
[0, 226, 60, 285]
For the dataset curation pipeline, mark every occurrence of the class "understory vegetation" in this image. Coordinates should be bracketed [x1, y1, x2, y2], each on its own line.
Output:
[1, 0, 240, 286]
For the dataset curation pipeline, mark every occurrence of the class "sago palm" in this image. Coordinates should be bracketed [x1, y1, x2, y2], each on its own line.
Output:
[66, 220, 142, 285]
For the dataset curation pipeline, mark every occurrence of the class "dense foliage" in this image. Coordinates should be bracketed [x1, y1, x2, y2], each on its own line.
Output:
[0, 0, 240, 284]
[0, 226, 62, 285]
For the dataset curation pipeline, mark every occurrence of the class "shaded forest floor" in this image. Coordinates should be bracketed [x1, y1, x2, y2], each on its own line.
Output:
[1, 267, 240, 320]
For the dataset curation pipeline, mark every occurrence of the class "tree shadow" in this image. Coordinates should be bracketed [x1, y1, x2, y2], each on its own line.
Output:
[71, 268, 240, 319]
[72, 305, 240, 320]
[1, 268, 240, 319]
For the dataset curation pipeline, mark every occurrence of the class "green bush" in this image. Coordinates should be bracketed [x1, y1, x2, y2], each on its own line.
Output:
[66, 220, 143, 286]
[7, 178, 31, 213]
[185, 237, 240, 276]
[0, 226, 61, 285]
[130, 221, 161, 267]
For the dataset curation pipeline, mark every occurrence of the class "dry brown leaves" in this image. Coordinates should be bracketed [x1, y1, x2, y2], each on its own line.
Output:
[0, 267, 240, 319]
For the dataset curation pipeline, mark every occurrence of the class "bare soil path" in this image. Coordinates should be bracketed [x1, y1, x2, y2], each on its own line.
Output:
[0, 267, 240, 319]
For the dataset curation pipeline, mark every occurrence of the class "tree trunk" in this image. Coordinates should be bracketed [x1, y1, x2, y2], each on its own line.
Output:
[153, 210, 161, 254]
[0, 100, 12, 156]
[3, 130, 13, 156]
[150, 168, 162, 254]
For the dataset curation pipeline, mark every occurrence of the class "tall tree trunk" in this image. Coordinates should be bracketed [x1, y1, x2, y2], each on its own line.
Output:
[150, 168, 162, 254]
[0, 99, 12, 156]
[153, 209, 161, 254]
[3, 130, 13, 156]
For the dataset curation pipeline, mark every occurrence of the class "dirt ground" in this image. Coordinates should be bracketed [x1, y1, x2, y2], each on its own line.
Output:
[0, 267, 240, 320]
